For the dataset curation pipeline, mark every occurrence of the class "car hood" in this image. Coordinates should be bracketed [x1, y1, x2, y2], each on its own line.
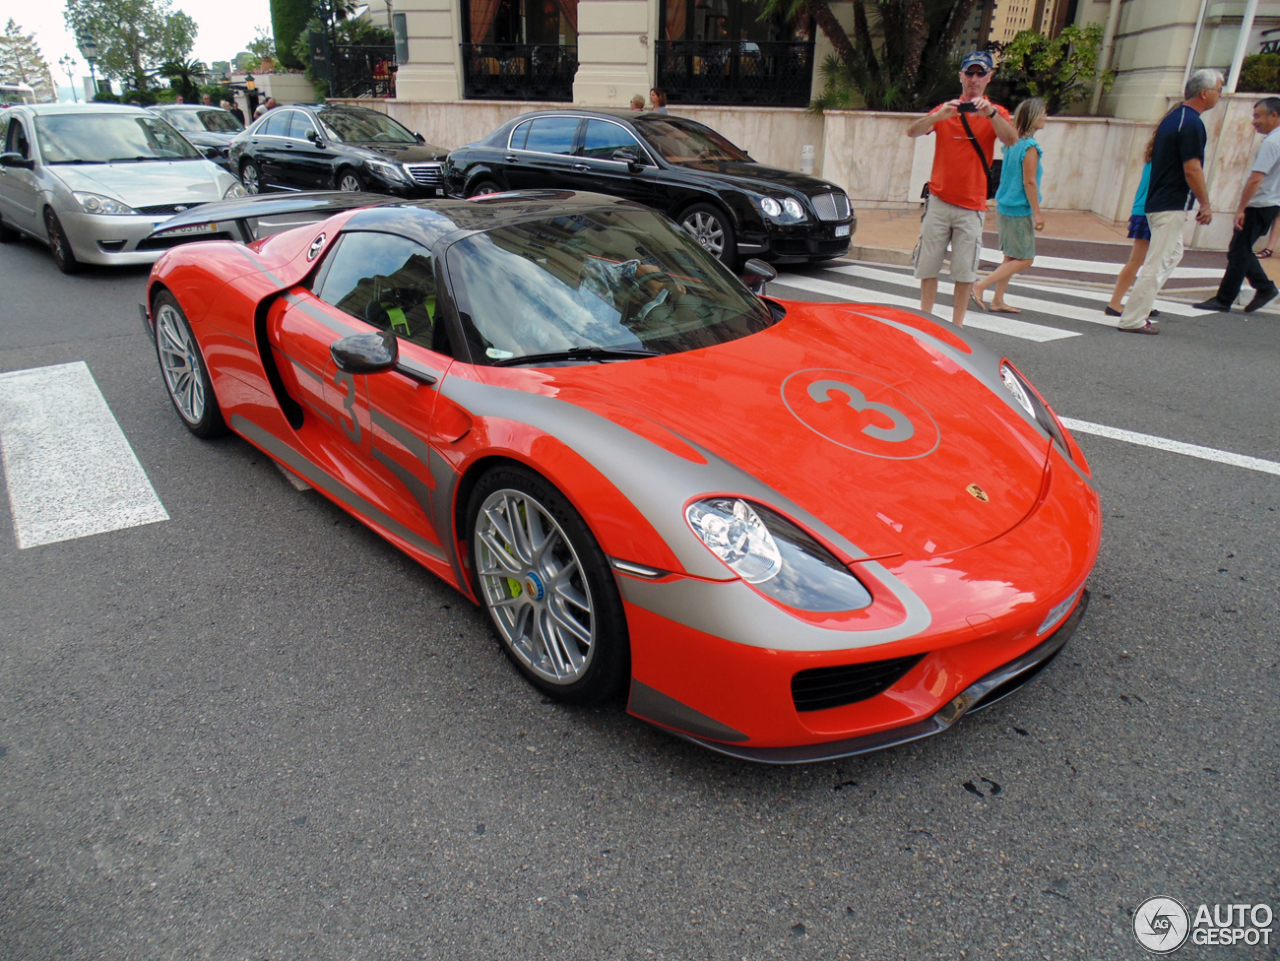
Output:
[49, 160, 230, 207]
[184, 131, 237, 147]
[351, 141, 449, 163]
[670, 159, 842, 198]
[531, 303, 1050, 560]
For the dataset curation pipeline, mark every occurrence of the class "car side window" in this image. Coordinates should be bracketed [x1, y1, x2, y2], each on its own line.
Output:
[581, 119, 647, 162]
[258, 112, 286, 137]
[277, 110, 303, 138]
[521, 117, 579, 155]
[509, 119, 532, 151]
[291, 113, 318, 140]
[315, 231, 450, 355]
[5, 118, 30, 158]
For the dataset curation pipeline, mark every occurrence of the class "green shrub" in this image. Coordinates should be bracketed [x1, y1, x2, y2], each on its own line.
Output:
[270, 0, 311, 70]
[1238, 53, 1280, 94]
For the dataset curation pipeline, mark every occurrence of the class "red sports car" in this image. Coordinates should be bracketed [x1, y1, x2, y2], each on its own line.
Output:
[145, 190, 1100, 763]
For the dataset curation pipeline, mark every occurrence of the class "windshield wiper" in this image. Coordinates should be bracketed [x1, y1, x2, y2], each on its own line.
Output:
[492, 346, 660, 367]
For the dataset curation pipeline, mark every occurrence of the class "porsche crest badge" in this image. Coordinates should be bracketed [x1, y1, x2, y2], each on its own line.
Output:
[966, 483, 989, 502]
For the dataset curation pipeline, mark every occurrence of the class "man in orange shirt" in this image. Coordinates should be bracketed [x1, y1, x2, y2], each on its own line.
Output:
[906, 51, 1018, 327]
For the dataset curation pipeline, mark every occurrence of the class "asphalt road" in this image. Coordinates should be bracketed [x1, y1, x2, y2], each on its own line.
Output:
[0, 232, 1276, 961]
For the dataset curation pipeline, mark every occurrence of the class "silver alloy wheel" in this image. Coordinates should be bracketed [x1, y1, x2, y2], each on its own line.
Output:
[45, 211, 66, 261]
[339, 172, 363, 192]
[475, 488, 596, 685]
[682, 210, 725, 259]
[241, 163, 259, 194]
[156, 304, 205, 424]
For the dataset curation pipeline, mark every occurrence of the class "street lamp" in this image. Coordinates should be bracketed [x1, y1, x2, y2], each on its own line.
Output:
[58, 55, 79, 102]
[76, 33, 100, 97]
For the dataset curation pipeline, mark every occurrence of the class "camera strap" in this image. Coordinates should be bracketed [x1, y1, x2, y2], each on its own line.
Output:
[958, 110, 992, 181]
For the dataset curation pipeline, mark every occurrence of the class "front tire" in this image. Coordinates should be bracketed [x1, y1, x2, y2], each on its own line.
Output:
[44, 208, 80, 274]
[337, 169, 365, 192]
[153, 291, 227, 438]
[468, 465, 630, 704]
[240, 160, 261, 194]
[0, 209, 17, 243]
[681, 202, 737, 271]
[466, 178, 502, 198]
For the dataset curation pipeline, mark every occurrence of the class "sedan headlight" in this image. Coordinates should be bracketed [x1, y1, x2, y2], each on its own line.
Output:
[782, 197, 805, 220]
[366, 158, 409, 183]
[1000, 361, 1071, 458]
[73, 191, 136, 216]
[223, 182, 248, 199]
[758, 196, 807, 223]
[686, 498, 872, 612]
[759, 197, 782, 218]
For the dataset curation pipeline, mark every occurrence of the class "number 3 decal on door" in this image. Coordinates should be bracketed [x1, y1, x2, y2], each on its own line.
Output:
[334, 369, 362, 444]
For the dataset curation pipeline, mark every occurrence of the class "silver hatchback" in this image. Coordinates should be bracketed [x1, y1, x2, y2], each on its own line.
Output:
[0, 103, 246, 274]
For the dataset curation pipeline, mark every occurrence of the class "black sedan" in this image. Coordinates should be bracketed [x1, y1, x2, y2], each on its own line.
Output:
[228, 104, 449, 198]
[443, 109, 855, 270]
[148, 104, 244, 174]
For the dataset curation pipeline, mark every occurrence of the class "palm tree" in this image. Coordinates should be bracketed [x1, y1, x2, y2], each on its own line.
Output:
[159, 57, 207, 101]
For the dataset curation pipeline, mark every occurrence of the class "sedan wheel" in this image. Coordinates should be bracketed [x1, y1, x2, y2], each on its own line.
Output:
[153, 292, 227, 438]
[338, 171, 364, 192]
[466, 179, 502, 198]
[44, 208, 80, 275]
[469, 466, 629, 703]
[241, 161, 261, 194]
[681, 203, 736, 271]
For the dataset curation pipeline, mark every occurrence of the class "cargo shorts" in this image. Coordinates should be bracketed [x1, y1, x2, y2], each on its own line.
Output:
[913, 194, 985, 284]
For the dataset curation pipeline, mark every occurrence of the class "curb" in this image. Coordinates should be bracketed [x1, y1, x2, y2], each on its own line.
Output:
[847, 244, 913, 267]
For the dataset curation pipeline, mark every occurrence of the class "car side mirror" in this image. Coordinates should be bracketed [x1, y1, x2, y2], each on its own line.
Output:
[306, 128, 323, 146]
[202, 146, 221, 159]
[331, 330, 398, 374]
[414, 131, 425, 143]
[0, 151, 34, 170]
[741, 258, 777, 296]
[612, 147, 644, 172]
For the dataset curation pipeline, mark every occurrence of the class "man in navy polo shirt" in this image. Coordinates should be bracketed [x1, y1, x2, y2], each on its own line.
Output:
[1118, 69, 1222, 335]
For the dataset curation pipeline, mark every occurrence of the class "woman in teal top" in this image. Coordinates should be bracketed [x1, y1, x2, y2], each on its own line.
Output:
[972, 98, 1046, 313]
[1107, 133, 1159, 317]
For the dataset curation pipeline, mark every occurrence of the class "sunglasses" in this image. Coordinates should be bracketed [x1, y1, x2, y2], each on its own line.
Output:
[964, 66, 990, 77]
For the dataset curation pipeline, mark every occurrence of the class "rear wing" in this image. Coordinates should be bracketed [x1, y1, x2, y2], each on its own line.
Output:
[144, 191, 406, 245]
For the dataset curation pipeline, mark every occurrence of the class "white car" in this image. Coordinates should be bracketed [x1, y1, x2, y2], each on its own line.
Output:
[0, 103, 247, 274]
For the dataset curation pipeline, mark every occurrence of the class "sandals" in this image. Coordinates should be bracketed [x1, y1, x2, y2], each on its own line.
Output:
[1260, 248, 1274, 258]
[969, 289, 987, 312]
[990, 305, 1022, 313]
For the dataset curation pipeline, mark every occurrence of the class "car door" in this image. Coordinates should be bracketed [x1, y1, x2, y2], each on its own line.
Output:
[504, 115, 582, 190]
[267, 230, 453, 556]
[570, 118, 659, 206]
[0, 114, 40, 235]
[284, 111, 333, 190]
[267, 110, 313, 190]
[248, 110, 289, 187]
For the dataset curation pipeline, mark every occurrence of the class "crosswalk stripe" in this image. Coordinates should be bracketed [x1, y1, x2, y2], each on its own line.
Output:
[1062, 418, 1280, 477]
[980, 247, 1224, 279]
[774, 269, 1079, 342]
[0, 362, 169, 548]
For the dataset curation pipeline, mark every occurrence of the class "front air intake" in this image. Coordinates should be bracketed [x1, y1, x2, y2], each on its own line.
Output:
[791, 654, 925, 712]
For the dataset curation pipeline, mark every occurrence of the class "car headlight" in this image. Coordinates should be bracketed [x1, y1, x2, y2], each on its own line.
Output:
[1000, 361, 1071, 458]
[366, 158, 408, 183]
[782, 197, 805, 220]
[759, 197, 782, 218]
[73, 191, 136, 215]
[686, 498, 873, 612]
[223, 182, 248, 199]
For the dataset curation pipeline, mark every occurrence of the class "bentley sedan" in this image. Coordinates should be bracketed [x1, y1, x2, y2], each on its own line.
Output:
[228, 104, 449, 198]
[443, 109, 856, 270]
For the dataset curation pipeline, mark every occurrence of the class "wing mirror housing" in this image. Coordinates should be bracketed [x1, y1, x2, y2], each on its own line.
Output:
[0, 152, 34, 170]
[742, 258, 777, 296]
[331, 330, 398, 374]
[612, 147, 644, 172]
[306, 128, 324, 147]
[415, 131, 425, 143]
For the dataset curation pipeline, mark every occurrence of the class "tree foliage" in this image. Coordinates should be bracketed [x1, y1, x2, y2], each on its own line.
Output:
[762, 0, 978, 112]
[0, 20, 57, 102]
[63, 0, 197, 92]
[1238, 53, 1280, 94]
[270, 0, 313, 70]
[994, 23, 1112, 113]
[159, 57, 207, 100]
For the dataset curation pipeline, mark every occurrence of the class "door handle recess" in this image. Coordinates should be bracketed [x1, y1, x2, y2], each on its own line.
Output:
[504, 154, 518, 162]
[572, 163, 590, 172]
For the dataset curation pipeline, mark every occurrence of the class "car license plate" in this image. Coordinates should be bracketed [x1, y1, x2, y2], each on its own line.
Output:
[160, 222, 219, 236]
[835, 224, 851, 238]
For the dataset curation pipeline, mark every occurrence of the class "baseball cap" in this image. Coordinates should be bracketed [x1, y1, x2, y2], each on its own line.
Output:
[960, 50, 995, 73]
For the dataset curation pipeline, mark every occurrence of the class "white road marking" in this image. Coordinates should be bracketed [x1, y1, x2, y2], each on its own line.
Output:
[770, 273, 1079, 342]
[0, 362, 169, 548]
[1062, 418, 1280, 477]
[980, 247, 1223, 279]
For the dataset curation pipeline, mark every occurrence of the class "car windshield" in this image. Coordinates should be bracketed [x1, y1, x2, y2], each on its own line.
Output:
[447, 206, 773, 365]
[319, 109, 416, 144]
[164, 108, 241, 133]
[35, 113, 201, 163]
[632, 117, 750, 164]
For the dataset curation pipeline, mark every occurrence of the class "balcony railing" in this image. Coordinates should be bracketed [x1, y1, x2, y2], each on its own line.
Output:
[656, 40, 814, 107]
[331, 43, 396, 98]
[460, 44, 578, 101]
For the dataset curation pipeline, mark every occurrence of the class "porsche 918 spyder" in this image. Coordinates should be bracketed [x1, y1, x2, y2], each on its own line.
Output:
[144, 190, 1100, 764]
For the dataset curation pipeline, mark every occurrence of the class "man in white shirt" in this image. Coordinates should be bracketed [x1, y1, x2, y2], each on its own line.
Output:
[1194, 97, 1280, 312]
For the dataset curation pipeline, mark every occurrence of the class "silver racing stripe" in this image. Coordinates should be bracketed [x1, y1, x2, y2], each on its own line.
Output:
[281, 292, 359, 337]
[438, 377, 933, 651]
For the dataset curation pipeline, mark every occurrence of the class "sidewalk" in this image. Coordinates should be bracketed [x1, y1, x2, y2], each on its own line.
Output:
[848, 206, 1280, 299]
